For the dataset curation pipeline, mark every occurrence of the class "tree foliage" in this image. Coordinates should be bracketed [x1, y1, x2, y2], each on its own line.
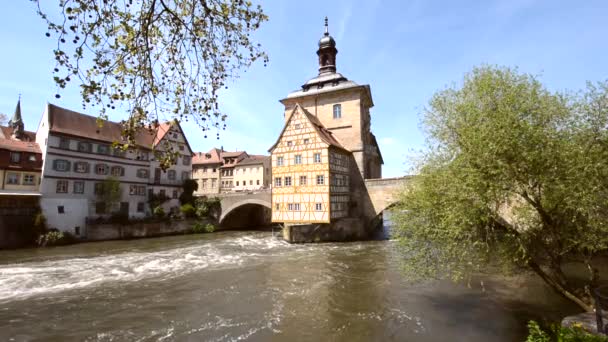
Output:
[394, 66, 608, 312]
[179, 178, 198, 205]
[32, 0, 268, 145]
[96, 177, 122, 213]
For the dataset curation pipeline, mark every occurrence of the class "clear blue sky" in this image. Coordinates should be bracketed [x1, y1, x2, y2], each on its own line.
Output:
[1, 1, 607, 177]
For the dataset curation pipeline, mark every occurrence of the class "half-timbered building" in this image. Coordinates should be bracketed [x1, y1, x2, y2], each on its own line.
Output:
[269, 104, 351, 223]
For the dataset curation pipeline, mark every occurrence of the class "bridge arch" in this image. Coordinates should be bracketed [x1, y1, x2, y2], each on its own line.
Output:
[219, 198, 272, 224]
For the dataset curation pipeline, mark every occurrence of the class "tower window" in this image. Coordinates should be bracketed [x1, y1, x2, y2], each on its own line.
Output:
[333, 104, 342, 119]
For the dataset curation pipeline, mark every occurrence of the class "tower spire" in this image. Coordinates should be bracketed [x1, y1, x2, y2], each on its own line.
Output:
[9, 96, 24, 140]
[317, 16, 338, 75]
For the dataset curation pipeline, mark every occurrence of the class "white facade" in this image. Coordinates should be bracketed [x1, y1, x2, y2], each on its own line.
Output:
[36, 105, 193, 235]
[233, 159, 270, 191]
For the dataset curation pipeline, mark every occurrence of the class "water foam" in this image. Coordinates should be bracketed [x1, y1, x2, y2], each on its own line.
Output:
[0, 234, 288, 303]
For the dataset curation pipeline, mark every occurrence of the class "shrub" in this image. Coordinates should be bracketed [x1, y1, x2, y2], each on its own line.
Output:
[191, 222, 216, 234]
[191, 222, 204, 234]
[204, 223, 216, 233]
[526, 320, 608, 342]
[36, 230, 77, 247]
[153, 206, 165, 218]
[180, 203, 196, 218]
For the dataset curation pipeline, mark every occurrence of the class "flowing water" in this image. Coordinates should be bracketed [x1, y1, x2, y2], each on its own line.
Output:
[0, 230, 578, 341]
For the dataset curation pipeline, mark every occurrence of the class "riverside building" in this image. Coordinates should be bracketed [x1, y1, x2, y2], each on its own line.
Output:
[35, 103, 193, 235]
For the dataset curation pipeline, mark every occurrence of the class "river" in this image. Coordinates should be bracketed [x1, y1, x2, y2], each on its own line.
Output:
[0, 229, 578, 341]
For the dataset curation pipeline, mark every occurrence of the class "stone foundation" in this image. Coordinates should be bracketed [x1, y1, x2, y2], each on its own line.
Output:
[282, 218, 381, 243]
[86, 218, 211, 241]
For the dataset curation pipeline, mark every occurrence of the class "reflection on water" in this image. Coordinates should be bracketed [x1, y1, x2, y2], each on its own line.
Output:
[0, 229, 578, 341]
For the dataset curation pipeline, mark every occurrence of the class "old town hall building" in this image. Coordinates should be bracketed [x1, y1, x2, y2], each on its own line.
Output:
[270, 18, 383, 227]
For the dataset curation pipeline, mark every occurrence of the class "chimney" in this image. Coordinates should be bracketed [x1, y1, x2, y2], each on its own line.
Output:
[221, 146, 224, 152]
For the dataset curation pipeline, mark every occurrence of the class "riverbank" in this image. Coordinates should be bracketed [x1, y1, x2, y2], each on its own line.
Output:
[0, 231, 583, 341]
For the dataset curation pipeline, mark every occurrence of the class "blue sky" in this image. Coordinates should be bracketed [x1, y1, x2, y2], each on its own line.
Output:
[1, 1, 607, 177]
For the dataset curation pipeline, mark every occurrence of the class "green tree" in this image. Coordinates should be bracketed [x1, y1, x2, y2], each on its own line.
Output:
[179, 179, 199, 205]
[96, 177, 122, 214]
[32, 0, 268, 168]
[394, 66, 608, 312]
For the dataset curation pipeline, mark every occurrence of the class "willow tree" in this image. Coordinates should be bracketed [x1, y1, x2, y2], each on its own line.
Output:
[32, 0, 268, 167]
[394, 66, 608, 312]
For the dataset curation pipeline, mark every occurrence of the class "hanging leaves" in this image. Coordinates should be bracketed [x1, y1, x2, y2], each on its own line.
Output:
[33, 0, 268, 168]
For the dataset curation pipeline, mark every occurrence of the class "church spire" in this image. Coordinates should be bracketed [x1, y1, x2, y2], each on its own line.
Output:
[9, 95, 24, 140]
[317, 16, 338, 75]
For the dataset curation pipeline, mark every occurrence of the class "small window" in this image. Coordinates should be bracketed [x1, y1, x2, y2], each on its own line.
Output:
[77, 142, 92, 152]
[315, 203, 323, 211]
[97, 144, 110, 155]
[74, 161, 89, 173]
[6, 173, 20, 184]
[113, 148, 126, 157]
[181, 171, 189, 180]
[276, 156, 284, 166]
[236, 181, 240, 186]
[53, 159, 70, 172]
[23, 174, 35, 185]
[95, 164, 109, 175]
[73, 181, 84, 194]
[137, 202, 145, 212]
[333, 104, 342, 119]
[250, 180, 253, 185]
[179, 145, 185, 151]
[111, 166, 124, 177]
[94, 183, 104, 195]
[256, 180, 260, 185]
[287, 141, 293, 147]
[294, 155, 302, 165]
[56, 180, 68, 193]
[28, 155, 37, 162]
[285, 177, 292, 186]
[10, 152, 20, 163]
[160, 189, 166, 197]
[136, 169, 149, 178]
[303, 138, 310, 144]
[74, 226, 80, 235]
[294, 124, 301, 129]
[182, 155, 191, 166]
[172, 190, 178, 199]
[274, 177, 282, 187]
[59, 138, 70, 149]
[287, 203, 294, 211]
[313, 153, 321, 163]
[58, 205, 65, 214]
[294, 203, 301, 211]
[316, 175, 325, 185]
[168, 170, 176, 180]
[300, 176, 307, 185]
[275, 203, 280, 210]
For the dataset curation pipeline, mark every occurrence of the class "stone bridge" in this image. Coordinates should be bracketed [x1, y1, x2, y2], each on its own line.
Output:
[213, 176, 409, 228]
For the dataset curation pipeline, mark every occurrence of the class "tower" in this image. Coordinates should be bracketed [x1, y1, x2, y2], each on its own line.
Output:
[9, 97, 25, 140]
[279, 18, 383, 179]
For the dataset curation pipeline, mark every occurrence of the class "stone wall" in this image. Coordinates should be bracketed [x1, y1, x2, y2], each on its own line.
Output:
[283, 217, 381, 243]
[85, 218, 211, 241]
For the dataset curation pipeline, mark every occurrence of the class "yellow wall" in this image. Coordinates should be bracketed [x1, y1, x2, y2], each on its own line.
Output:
[2, 170, 41, 192]
[271, 107, 332, 223]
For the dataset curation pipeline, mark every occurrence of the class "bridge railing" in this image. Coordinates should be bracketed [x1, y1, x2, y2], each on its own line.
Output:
[364, 176, 411, 187]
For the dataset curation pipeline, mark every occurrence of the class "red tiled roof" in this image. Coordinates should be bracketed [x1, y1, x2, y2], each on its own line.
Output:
[192, 148, 222, 165]
[236, 155, 269, 166]
[0, 138, 41, 154]
[46, 103, 181, 150]
[0, 126, 36, 141]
